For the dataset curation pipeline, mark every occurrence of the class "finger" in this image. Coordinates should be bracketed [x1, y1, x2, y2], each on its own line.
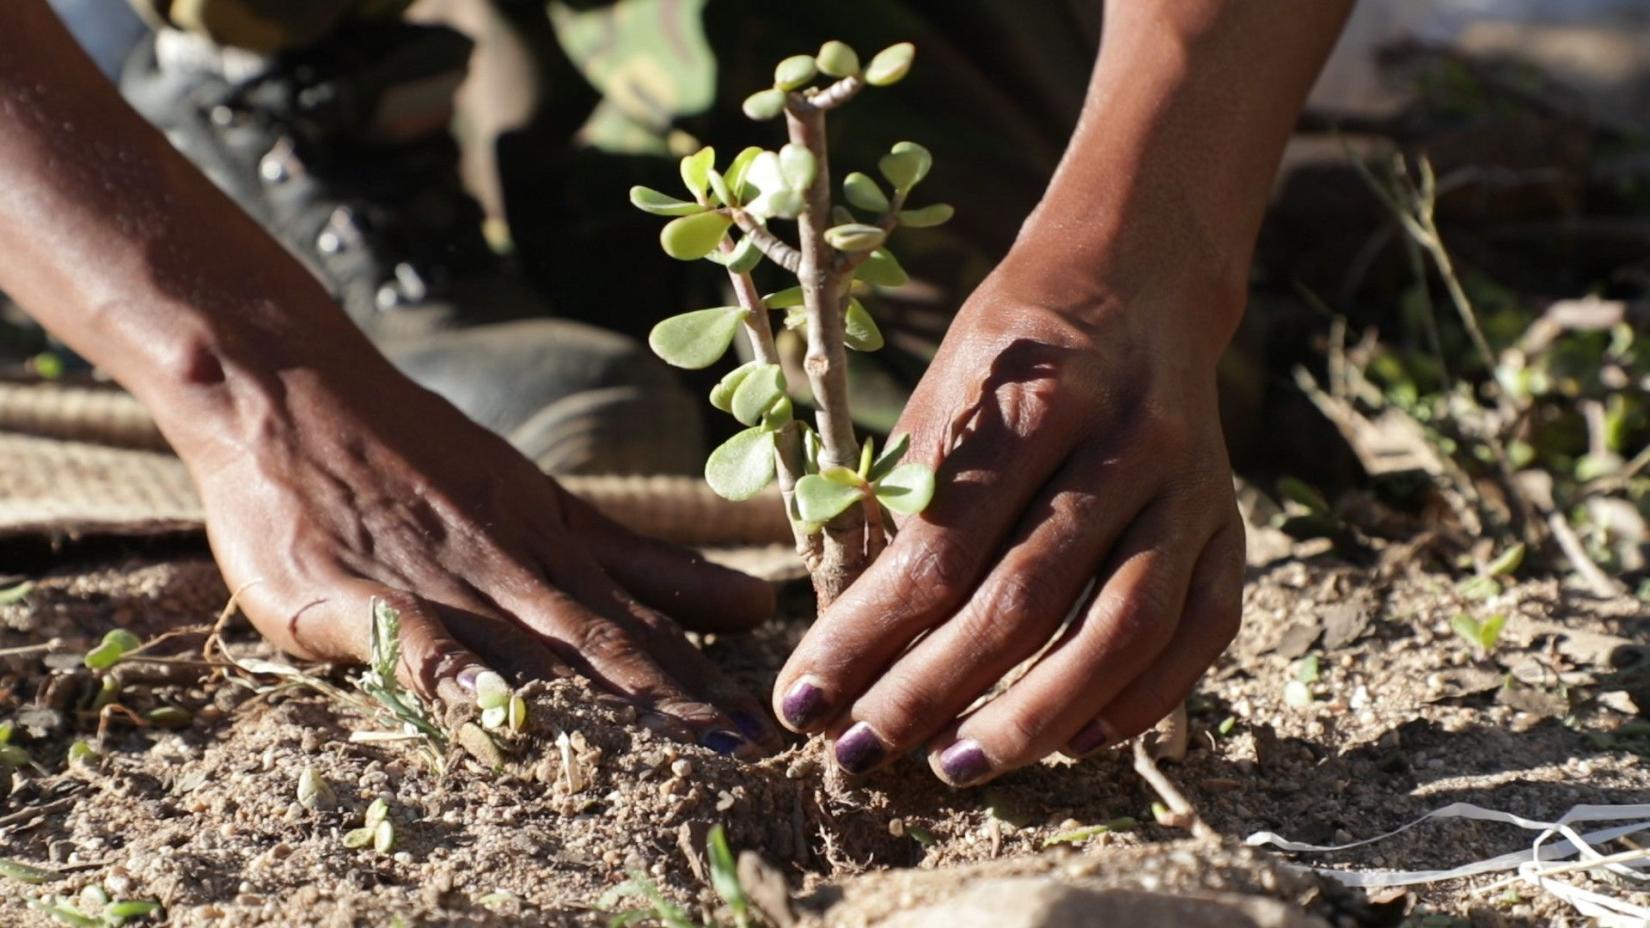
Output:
[332, 581, 500, 711]
[1063, 520, 1244, 756]
[773, 355, 1090, 733]
[563, 493, 776, 633]
[922, 500, 1214, 787]
[824, 449, 1158, 775]
[487, 559, 756, 756]
[427, 601, 574, 684]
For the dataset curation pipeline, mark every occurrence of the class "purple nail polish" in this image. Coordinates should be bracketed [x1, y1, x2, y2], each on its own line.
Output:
[781, 680, 827, 729]
[732, 711, 769, 743]
[455, 666, 482, 693]
[701, 730, 747, 756]
[1067, 719, 1118, 757]
[939, 739, 991, 785]
[833, 722, 887, 775]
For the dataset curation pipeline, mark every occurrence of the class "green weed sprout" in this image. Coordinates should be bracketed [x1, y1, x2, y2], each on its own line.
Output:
[354, 600, 445, 752]
[1450, 613, 1507, 656]
[342, 798, 395, 853]
[602, 824, 752, 928]
[629, 40, 944, 602]
[28, 884, 159, 926]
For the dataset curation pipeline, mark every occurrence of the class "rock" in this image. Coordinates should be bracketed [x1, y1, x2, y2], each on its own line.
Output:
[865, 881, 1325, 928]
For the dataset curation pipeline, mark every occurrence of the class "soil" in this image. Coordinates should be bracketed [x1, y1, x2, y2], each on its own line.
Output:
[0, 518, 1645, 927]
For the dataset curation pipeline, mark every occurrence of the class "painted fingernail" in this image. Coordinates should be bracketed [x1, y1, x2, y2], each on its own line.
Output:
[454, 666, 483, 694]
[732, 710, 770, 743]
[701, 730, 748, 756]
[833, 722, 887, 775]
[781, 680, 827, 729]
[938, 739, 991, 786]
[1067, 719, 1119, 757]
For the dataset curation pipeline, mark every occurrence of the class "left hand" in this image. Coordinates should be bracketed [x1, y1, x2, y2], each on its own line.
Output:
[770, 244, 1246, 786]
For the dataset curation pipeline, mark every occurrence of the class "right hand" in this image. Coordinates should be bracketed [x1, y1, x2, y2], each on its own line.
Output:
[181, 360, 780, 756]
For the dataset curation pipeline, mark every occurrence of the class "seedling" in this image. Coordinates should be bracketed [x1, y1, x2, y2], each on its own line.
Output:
[27, 885, 159, 926]
[630, 40, 943, 602]
[602, 824, 753, 928]
[1450, 613, 1507, 655]
[352, 600, 445, 761]
[473, 670, 529, 734]
[0, 581, 33, 605]
[342, 798, 395, 853]
[1041, 817, 1137, 848]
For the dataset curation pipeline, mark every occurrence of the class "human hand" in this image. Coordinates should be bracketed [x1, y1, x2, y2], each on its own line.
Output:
[183, 362, 779, 755]
[770, 250, 1246, 785]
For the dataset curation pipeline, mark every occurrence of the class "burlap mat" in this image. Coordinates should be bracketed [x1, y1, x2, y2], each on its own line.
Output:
[0, 382, 801, 577]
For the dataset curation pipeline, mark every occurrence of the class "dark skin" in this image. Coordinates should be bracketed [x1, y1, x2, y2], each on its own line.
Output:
[0, 0, 1350, 781]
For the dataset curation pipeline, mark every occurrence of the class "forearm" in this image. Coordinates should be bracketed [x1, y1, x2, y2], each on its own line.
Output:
[1007, 0, 1353, 332]
[0, 1, 390, 458]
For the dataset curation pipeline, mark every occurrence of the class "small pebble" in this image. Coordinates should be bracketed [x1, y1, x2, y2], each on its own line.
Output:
[670, 758, 694, 778]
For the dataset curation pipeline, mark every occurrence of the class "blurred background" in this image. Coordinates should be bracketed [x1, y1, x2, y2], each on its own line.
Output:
[4, 0, 1649, 590]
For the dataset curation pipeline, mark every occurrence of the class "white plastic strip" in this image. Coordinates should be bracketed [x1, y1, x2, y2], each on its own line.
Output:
[1245, 801, 1650, 923]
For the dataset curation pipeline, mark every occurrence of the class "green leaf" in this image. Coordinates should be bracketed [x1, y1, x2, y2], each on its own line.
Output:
[856, 248, 909, 287]
[706, 235, 761, 274]
[1277, 476, 1330, 514]
[782, 306, 806, 331]
[879, 141, 931, 191]
[762, 396, 794, 430]
[873, 463, 935, 515]
[742, 88, 786, 121]
[679, 146, 715, 202]
[816, 40, 860, 78]
[0, 858, 60, 885]
[779, 144, 816, 191]
[628, 186, 704, 217]
[103, 900, 161, 920]
[1486, 543, 1525, 578]
[763, 189, 806, 220]
[844, 298, 884, 351]
[711, 361, 761, 413]
[648, 307, 745, 369]
[763, 286, 805, 309]
[481, 705, 507, 729]
[725, 146, 764, 202]
[0, 581, 33, 605]
[774, 54, 817, 91]
[1478, 614, 1507, 650]
[658, 211, 732, 261]
[865, 42, 915, 86]
[474, 671, 511, 710]
[342, 827, 375, 849]
[795, 473, 864, 523]
[824, 223, 887, 253]
[899, 203, 954, 228]
[84, 628, 142, 671]
[705, 825, 748, 922]
[843, 172, 891, 213]
[731, 364, 787, 426]
[365, 798, 389, 828]
[1295, 654, 1320, 684]
[707, 168, 734, 208]
[821, 466, 864, 487]
[869, 433, 910, 482]
[707, 427, 776, 501]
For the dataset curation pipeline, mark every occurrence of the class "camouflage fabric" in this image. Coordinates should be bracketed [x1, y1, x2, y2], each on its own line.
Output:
[128, 0, 409, 52]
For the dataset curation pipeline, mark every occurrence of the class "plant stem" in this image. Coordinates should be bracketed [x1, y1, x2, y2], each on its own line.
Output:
[786, 100, 870, 603]
[720, 240, 820, 567]
[794, 76, 864, 113]
[726, 211, 802, 273]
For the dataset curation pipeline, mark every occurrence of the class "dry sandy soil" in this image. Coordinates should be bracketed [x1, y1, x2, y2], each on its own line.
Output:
[0, 519, 1645, 927]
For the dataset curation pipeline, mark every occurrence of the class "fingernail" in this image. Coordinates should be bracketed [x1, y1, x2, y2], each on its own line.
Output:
[938, 739, 991, 786]
[701, 730, 748, 756]
[455, 666, 483, 693]
[732, 711, 770, 743]
[833, 722, 887, 775]
[781, 679, 827, 729]
[1067, 719, 1119, 757]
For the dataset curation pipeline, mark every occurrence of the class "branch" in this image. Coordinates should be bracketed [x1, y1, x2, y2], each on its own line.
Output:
[1546, 510, 1626, 599]
[1132, 737, 1213, 840]
[838, 190, 908, 275]
[790, 77, 863, 114]
[727, 210, 802, 274]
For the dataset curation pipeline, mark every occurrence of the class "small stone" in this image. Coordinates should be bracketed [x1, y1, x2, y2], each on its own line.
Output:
[670, 758, 694, 778]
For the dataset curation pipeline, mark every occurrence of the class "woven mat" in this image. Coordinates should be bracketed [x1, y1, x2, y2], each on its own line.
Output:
[0, 432, 204, 539]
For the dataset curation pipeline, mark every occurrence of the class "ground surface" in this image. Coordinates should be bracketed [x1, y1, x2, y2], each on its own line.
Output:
[0, 522, 1645, 927]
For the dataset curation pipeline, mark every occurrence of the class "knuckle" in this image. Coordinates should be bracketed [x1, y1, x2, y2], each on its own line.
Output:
[887, 541, 972, 615]
[572, 619, 642, 667]
[867, 675, 943, 742]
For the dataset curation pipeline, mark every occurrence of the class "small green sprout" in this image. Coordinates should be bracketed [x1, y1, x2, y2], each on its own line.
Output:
[629, 39, 947, 602]
[1450, 613, 1507, 655]
[83, 629, 141, 671]
[66, 740, 98, 768]
[473, 671, 529, 733]
[0, 857, 61, 885]
[1216, 716, 1238, 737]
[354, 600, 445, 751]
[343, 798, 395, 853]
[705, 825, 749, 928]
[0, 580, 34, 605]
[28, 888, 159, 926]
[1272, 476, 1342, 541]
[1042, 817, 1136, 848]
[602, 873, 700, 928]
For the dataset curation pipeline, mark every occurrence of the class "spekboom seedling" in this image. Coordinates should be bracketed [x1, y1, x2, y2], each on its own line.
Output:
[629, 40, 946, 603]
